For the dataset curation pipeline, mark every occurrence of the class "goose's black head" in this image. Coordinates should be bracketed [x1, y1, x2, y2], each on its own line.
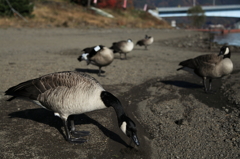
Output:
[100, 91, 140, 146]
[218, 45, 231, 58]
[85, 45, 105, 59]
[78, 53, 89, 62]
[120, 115, 140, 146]
[96, 45, 104, 50]
[145, 35, 151, 39]
[93, 45, 104, 52]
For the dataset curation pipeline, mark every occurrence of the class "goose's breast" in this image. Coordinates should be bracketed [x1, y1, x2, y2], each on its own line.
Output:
[212, 59, 233, 77]
[146, 38, 154, 45]
[94, 49, 114, 66]
[221, 58, 233, 75]
[121, 42, 134, 52]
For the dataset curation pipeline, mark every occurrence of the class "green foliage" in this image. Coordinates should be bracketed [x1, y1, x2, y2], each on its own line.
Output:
[0, 0, 34, 17]
[187, 5, 206, 28]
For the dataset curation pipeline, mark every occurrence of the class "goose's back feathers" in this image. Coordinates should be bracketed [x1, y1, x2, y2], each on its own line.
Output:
[5, 72, 105, 118]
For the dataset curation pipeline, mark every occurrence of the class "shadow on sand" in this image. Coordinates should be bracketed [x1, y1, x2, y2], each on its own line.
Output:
[8, 108, 128, 147]
[75, 68, 105, 75]
[161, 80, 203, 89]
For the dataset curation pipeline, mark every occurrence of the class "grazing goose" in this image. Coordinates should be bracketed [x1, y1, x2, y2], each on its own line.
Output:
[136, 35, 154, 50]
[78, 45, 114, 76]
[110, 39, 134, 60]
[5, 71, 140, 146]
[177, 46, 233, 93]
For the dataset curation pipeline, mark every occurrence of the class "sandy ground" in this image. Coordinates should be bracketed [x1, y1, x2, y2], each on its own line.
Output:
[0, 28, 240, 159]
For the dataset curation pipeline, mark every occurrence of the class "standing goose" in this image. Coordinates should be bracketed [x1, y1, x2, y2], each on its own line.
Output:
[5, 71, 140, 146]
[136, 35, 154, 50]
[78, 45, 114, 76]
[110, 39, 134, 60]
[177, 46, 233, 93]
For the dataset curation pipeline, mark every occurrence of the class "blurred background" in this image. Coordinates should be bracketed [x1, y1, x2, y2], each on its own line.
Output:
[0, 0, 239, 45]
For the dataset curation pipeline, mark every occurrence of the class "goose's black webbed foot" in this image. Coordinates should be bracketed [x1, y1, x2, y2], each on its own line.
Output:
[70, 130, 90, 138]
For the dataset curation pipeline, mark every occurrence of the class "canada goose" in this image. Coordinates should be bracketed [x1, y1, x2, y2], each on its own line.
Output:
[78, 45, 114, 76]
[5, 71, 140, 146]
[177, 46, 233, 93]
[136, 35, 154, 50]
[110, 39, 134, 60]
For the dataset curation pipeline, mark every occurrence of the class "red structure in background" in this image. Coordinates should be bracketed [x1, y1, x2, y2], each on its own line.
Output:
[97, 0, 117, 8]
[97, 0, 134, 8]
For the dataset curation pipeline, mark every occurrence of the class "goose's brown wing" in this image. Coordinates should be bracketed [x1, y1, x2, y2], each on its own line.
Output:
[5, 71, 99, 101]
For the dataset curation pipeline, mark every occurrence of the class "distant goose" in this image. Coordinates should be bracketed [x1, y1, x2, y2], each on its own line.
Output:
[5, 71, 140, 146]
[78, 45, 114, 76]
[136, 35, 154, 50]
[110, 39, 134, 60]
[177, 46, 233, 93]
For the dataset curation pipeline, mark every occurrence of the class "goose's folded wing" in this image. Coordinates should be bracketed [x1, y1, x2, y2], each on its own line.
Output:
[196, 54, 222, 65]
[5, 72, 85, 100]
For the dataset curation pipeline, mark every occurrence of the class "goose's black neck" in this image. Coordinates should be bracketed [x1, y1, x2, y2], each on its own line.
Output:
[224, 52, 231, 59]
[101, 91, 126, 125]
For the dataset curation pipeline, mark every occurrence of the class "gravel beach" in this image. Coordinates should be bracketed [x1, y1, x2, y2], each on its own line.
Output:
[0, 28, 240, 159]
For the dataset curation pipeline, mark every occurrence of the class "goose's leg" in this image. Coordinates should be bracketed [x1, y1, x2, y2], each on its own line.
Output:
[209, 79, 212, 91]
[69, 116, 90, 138]
[98, 67, 105, 77]
[124, 53, 127, 60]
[203, 78, 208, 93]
[62, 118, 87, 144]
[98, 67, 102, 76]
[208, 79, 216, 93]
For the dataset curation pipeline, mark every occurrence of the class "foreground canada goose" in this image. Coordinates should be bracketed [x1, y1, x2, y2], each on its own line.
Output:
[136, 35, 154, 50]
[177, 46, 233, 93]
[78, 45, 114, 76]
[110, 39, 134, 60]
[5, 71, 140, 146]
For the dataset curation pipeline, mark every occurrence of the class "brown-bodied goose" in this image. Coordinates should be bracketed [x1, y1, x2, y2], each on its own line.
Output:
[136, 35, 154, 50]
[78, 45, 114, 76]
[5, 71, 140, 146]
[110, 39, 134, 60]
[177, 46, 233, 93]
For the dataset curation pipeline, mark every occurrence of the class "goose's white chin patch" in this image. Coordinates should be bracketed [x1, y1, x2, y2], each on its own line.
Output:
[94, 46, 101, 52]
[120, 121, 127, 134]
[81, 53, 89, 61]
[225, 47, 229, 55]
[54, 112, 60, 117]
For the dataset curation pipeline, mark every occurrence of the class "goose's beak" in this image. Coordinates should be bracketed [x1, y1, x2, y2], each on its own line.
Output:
[132, 132, 140, 146]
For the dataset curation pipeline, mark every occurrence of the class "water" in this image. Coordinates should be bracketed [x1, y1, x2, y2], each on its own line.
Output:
[214, 32, 240, 47]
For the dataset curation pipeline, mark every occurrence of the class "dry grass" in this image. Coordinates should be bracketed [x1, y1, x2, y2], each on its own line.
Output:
[0, 1, 170, 29]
